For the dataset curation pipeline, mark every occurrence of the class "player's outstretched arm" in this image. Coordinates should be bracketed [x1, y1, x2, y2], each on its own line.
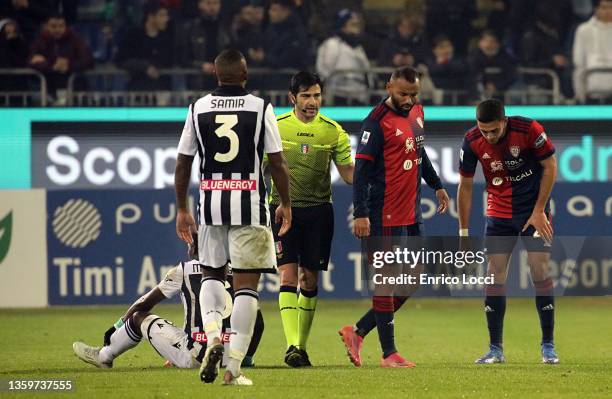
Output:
[103, 288, 166, 345]
[174, 153, 196, 244]
[457, 175, 474, 236]
[267, 152, 292, 236]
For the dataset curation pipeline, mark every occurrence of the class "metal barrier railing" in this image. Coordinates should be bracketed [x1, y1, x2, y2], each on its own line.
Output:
[324, 67, 394, 105]
[0, 66, 566, 107]
[0, 68, 48, 106]
[65, 67, 299, 106]
[580, 67, 612, 103]
[505, 67, 562, 105]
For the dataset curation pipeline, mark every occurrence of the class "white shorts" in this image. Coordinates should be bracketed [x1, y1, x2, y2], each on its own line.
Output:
[141, 315, 204, 369]
[198, 224, 277, 273]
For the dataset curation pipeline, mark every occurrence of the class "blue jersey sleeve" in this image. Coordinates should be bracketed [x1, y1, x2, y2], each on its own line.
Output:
[353, 118, 383, 218]
[422, 148, 443, 190]
[459, 136, 478, 177]
[355, 118, 384, 161]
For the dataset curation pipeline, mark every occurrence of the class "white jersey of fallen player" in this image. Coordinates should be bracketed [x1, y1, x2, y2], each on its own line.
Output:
[157, 260, 232, 338]
[177, 85, 283, 226]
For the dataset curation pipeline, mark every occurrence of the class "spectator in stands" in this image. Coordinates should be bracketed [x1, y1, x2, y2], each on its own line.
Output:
[316, 9, 371, 104]
[0, 18, 29, 96]
[468, 30, 517, 100]
[0, 0, 55, 42]
[426, 0, 477, 56]
[115, 0, 174, 92]
[377, 13, 429, 68]
[573, 0, 612, 103]
[29, 14, 93, 102]
[521, 5, 571, 94]
[506, 0, 573, 57]
[0, 18, 28, 68]
[472, 0, 510, 42]
[250, 0, 308, 74]
[179, 0, 231, 90]
[90, 22, 117, 64]
[231, 1, 265, 66]
[426, 35, 470, 102]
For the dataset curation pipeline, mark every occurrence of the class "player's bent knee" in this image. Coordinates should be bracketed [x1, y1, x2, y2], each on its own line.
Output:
[140, 315, 200, 369]
[139, 314, 160, 337]
[131, 311, 152, 330]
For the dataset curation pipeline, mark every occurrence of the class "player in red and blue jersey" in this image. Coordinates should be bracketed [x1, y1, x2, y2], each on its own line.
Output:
[339, 66, 449, 368]
[457, 99, 559, 364]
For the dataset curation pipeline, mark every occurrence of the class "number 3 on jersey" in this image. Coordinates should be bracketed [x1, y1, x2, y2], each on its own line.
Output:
[214, 114, 239, 163]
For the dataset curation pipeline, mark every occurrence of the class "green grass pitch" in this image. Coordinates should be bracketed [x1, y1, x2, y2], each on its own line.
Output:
[1, 297, 611, 398]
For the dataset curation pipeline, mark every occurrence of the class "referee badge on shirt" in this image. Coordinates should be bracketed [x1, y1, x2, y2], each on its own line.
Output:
[300, 144, 310, 154]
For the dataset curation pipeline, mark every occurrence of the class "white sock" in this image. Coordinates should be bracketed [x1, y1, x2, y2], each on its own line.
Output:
[99, 317, 141, 363]
[200, 277, 226, 343]
[227, 289, 258, 377]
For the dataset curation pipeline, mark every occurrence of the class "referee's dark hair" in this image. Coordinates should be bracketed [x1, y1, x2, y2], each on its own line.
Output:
[290, 71, 323, 95]
[390, 66, 420, 83]
[477, 99, 506, 122]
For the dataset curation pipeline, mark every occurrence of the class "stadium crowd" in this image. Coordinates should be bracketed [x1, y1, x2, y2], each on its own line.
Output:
[1, 0, 611, 105]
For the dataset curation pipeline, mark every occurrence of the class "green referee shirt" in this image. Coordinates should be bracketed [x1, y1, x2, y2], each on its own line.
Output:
[269, 111, 353, 207]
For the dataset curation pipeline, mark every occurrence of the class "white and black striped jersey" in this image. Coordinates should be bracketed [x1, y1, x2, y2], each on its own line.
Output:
[157, 260, 232, 337]
[177, 85, 283, 226]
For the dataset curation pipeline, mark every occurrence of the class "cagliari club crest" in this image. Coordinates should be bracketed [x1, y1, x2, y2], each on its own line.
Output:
[510, 145, 520, 158]
[405, 137, 415, 153]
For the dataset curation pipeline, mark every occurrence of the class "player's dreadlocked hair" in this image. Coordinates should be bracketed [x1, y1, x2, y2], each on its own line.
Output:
[390, 66, 420, 83]
[477, 99, 506, 123]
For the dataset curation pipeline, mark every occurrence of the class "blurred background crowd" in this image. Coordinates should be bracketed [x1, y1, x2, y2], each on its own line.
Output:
[1, 0, 611, 106]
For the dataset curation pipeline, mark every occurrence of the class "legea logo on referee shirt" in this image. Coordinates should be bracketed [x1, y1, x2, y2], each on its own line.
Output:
[200, 179, 257, 191]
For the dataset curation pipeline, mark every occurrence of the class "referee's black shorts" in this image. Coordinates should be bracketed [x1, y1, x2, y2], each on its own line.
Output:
[270, 203, 334, 271]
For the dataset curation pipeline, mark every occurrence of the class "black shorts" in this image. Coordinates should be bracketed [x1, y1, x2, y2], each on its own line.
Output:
[270, 203, 334, 271]
[485, 214, 553, 254]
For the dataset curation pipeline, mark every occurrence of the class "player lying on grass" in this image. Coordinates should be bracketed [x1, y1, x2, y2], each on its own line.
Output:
[72, 236, 264, 369]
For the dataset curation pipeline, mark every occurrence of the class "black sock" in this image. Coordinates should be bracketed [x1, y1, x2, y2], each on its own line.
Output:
[355, 296, 409, 338]
[355, 310, 375, 337]
[373, 296, 396, 358]
[484, 284, 506, 347]
[534, 279, 555, 344]
[246, 309, 264, 356]
[393, 296, 409, 311]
